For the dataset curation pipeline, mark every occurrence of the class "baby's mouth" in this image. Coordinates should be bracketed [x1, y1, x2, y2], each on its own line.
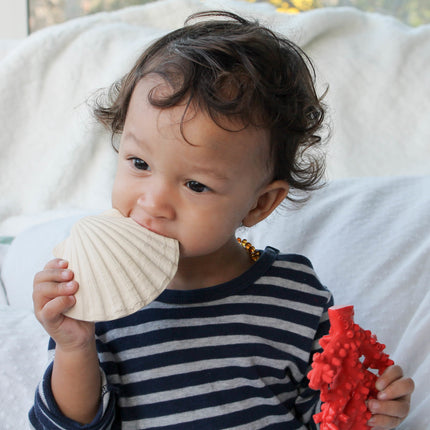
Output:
[130, 217, 175, 241]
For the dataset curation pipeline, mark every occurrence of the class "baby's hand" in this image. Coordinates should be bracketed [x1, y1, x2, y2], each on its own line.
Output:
[33, 259, 95, 351]
[367, 365, 414, 429]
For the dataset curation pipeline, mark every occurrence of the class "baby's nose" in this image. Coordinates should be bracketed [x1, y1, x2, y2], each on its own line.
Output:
[136, 183, 175, 220]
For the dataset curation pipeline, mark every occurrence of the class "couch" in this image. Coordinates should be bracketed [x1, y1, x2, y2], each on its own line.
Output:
[0, 0, 429, 428]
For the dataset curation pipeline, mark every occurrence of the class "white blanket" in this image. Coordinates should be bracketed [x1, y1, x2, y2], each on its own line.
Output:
[1, 0, 430, 235]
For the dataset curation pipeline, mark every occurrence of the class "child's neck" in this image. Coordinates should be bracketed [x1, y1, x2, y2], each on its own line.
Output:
[167, 237, 254, 291]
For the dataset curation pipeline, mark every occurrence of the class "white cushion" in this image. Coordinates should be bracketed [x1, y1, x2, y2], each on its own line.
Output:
[245, 175, 430, 428]
[2, 213, 89, 310]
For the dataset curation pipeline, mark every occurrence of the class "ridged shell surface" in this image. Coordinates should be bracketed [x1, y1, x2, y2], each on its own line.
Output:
[53, 209, 179, 322]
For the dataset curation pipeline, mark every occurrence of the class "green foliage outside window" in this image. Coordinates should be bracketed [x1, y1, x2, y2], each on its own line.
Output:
[29, 0, 430, 33]
[253, 0, 430, 27]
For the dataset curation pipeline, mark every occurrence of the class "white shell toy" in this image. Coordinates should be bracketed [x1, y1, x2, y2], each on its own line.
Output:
[53, 209, 179, 322]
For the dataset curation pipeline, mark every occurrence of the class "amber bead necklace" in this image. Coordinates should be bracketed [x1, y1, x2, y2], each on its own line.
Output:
[236, 238, 261, 262]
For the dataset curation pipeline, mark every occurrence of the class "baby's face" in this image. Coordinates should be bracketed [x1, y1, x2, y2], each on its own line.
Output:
[112, 75, 272, 259]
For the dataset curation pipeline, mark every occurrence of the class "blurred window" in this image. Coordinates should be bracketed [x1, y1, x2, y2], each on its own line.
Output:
[28, 0, 430, 33]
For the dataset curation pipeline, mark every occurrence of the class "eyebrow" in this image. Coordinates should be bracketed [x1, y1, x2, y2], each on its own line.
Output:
[124, 131, 229, 181]
[123, 131, 147, 147]
[189, 164, 229, 181]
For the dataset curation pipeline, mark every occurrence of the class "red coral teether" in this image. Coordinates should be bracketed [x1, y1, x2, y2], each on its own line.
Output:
[308, 305, 394, 430]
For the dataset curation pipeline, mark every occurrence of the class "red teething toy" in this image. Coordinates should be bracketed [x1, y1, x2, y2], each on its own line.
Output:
[308, 305, 394, 430]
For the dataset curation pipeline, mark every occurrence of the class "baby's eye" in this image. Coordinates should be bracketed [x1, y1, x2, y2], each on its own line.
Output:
[131, 158, 150, 171]
[186, 181, 210, 193]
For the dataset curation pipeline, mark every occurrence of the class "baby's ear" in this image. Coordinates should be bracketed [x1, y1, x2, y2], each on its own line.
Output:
[242, 180, 289, 227]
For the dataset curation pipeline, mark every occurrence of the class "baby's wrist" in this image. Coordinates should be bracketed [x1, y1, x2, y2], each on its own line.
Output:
[55, 334, 96, 356]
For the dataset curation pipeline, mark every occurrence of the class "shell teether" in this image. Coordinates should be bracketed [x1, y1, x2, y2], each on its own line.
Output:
[53, 209, 179, 322]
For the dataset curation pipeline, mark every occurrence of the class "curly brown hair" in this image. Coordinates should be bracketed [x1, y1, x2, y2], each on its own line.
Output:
[94, 11, 327, 201]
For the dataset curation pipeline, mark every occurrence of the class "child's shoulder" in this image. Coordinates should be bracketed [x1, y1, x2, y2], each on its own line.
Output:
[262, 247, 332, 302]
[264, 246, 315, 273]
[275, 251, 314, 269]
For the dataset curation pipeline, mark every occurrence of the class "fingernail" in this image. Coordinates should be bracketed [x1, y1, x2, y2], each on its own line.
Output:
[64, 281, 75, 291]
[67, 295, 76, 307]
[375, 380, 384, 391]
[368, 400, 379, 412]
[58, 259, 68, 267]
[377, 391, 388, 400]
[62, 270, 72, 279]
[367, 417, 376, 427]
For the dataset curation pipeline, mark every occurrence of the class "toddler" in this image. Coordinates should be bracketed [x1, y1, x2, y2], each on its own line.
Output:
[30, 11, 413, 429]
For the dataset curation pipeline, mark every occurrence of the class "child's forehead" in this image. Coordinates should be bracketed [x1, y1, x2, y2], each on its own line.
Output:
[126, 77, 272, 171]
[130, 76, 270, 146]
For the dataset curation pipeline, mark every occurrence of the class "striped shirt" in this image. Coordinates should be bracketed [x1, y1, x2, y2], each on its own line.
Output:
[29, 247, 333, 429]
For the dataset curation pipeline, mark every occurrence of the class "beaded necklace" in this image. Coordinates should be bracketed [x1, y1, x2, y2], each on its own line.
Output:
[236, 237, 261, 262]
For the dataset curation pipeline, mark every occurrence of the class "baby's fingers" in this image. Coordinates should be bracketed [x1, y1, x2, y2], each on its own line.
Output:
[375, 366, 415, 399]
[33, 278, 78, 305]
[33, 258, 79, 324]
[368, 414, 403, 429]
[377, 378, 415, 403]
[368, 398, 410, 428]
[368, 365, 414, 429]
[376, 365, 402, 391]
[44, 258, 69, 270]
[39, 294, 76, 323]
[33, 282, 78, 335]
[33, 268, 76, 304]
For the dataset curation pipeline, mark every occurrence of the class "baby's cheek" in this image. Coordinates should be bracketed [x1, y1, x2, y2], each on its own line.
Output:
[111, 175, 130, 211]
[177, 224, 236, 258]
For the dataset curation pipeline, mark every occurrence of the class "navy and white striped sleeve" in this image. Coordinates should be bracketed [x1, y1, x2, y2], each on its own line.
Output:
[294, 295, 333, 428]
[28, 359, 117, 430]
[273, 253, 334, 428]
